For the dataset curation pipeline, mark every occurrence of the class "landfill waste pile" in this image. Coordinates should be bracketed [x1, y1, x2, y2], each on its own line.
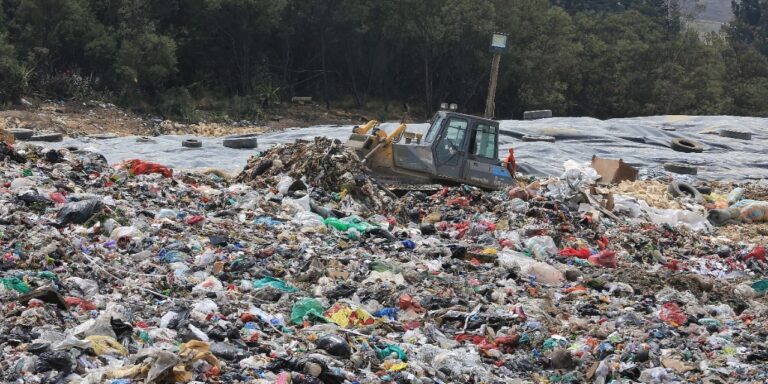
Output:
[1, 139, 767, 384]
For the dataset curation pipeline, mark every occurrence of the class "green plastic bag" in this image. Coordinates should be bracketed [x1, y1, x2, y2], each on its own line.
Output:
[1, 277, 31, 293]
[38, 271, 59, 281]
[290, 298, 327, 325]
[253, 276, 298, 292]
[324, 217, 376, 233]
[751, 279, 768, 293]
[375, 344, 407, 361]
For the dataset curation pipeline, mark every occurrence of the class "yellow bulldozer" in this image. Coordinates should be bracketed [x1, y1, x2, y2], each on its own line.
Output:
[346, 110, 515, 190]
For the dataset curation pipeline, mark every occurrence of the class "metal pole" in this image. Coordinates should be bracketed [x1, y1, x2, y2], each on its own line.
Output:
[485, 52, 501, 119]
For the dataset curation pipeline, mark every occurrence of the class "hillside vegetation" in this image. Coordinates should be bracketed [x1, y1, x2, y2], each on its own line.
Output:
[2, 0, 768, 120]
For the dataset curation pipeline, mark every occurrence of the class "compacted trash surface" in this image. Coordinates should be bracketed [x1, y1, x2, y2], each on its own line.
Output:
[0, 137, 767, 383]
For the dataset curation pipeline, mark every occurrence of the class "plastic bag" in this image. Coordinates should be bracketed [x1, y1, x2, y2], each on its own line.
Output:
[588, 250, 617, 268]
[85, 335, 129, 356]
[110, 226, 142, 240]
[612, 195, 643, 217]
[193, 277, 224, 294]
[283, 195, 310, 213]
[145, 350, 181, 383]
[293, 211, 325, 227]
[324, 216, 376, 232]
[1, 277, 31, 293]
[290, 298, 327, 325]
[375, 344, 407, 361]
[525, 236, 557, 259]
[325, 303, 375, 328]
[192, 298, 219, 314]
[498, 251, 563, 285]
[121, 159, 173, 178]
[316, 334, 351, 358]
[67, 277, 99, 297]
[559, 247, 591, 259]
[57, 199, 103, 225]
[639, 200, 712, 232]
[252, 276, 298, 292]
[751, 279, 768, 294]
[276, 175, 295, 195]
[658, 302, 687, 326]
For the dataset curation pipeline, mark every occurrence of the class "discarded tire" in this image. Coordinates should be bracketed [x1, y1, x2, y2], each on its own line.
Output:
[663, 163, 698, 175]
[523, 110, 553, 120]
[29, 132, 63, 142]
[182, 139, 202, 148]
[522, 135, 556, 143]
[719, 129, 752, 140]
[8, 128, 34, 140]
[223, 134, 258, 149]
[670, 138, 703, 153]
[668, 181, 703, 202]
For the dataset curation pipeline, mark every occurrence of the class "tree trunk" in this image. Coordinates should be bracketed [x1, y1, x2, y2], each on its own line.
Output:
[345, 39, 363, 109]
[321, 33, 330, 110]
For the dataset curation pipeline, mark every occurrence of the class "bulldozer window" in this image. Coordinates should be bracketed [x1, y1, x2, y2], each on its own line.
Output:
[425, 115, 444, 143]
[436, 118, 468, 165]
[472, 123, 497, 159]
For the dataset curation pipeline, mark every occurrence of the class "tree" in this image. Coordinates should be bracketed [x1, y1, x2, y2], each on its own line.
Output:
[9, 0, 106, 73]
[493, 0, 581, 117]
[112, 0, 177, 98]
[651, 31, 727, 114]
[726, 0, 768, 115]
[730, 0, 768, 54]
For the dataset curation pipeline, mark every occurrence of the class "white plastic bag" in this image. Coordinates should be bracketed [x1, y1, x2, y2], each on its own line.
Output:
[292, 211, 325, 227]
[276, 175, 294, 195]
[498, 251, 563, 285]
[283, 194, 311, 213]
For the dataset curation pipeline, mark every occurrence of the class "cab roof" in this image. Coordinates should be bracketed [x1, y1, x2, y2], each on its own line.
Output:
[434, 111, 498, 126]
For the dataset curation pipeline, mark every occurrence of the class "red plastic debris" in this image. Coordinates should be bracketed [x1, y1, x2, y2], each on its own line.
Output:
[746, 246, 766, 262]
[48, 192, 66, 204]
[559, 247, 591, 259]
[122, 159, 173, 178]
[588, 249, 617, 268]
[446, 197, 470, 207]
[659, 302, 687, 326]
[64, 297, 97, 311]
[398, 294, 425, 313]
[186, 215, 204, 225]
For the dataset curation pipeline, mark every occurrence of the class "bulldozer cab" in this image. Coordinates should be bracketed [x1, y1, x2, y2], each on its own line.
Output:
[422, 111, 512, 188]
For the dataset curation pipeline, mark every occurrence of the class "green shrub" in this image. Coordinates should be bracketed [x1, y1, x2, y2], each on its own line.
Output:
[158, 87, 200, 123]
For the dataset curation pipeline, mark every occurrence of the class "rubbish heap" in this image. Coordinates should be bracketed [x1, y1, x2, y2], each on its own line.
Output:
[0, 139, 767, 384]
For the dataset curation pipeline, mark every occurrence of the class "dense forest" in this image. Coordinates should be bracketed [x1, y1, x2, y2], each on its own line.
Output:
[1, 0, 768, 120]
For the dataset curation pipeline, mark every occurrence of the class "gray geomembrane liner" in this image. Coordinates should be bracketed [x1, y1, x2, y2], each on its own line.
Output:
[38, 115, 767, 180]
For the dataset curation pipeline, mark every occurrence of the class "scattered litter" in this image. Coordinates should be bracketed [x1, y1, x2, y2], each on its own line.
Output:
[1, 140, 767, 383]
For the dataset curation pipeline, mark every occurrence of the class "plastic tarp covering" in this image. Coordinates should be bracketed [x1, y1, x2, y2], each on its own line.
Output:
[41, 115, 766, 180]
